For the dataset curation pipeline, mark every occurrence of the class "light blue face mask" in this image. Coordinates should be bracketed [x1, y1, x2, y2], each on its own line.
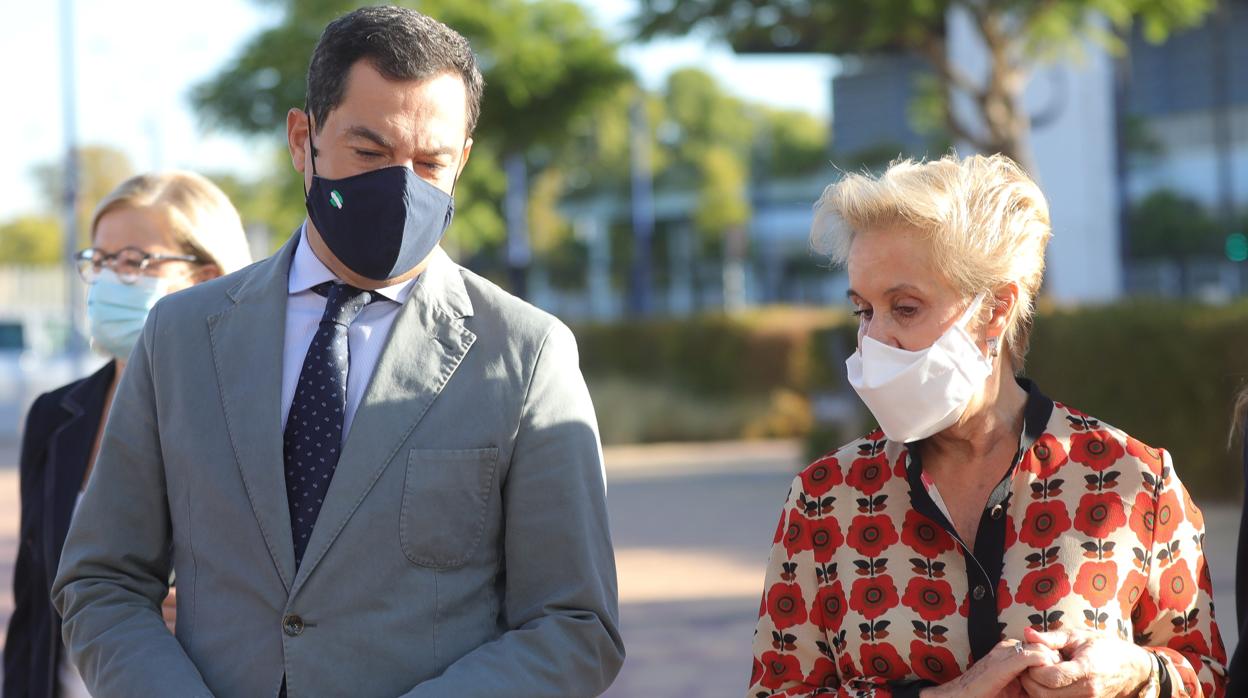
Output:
[86, 269, 168, 361]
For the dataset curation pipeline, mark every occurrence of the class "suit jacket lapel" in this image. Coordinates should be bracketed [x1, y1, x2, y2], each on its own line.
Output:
[292, 248, 476, 593]
[44, 362, 115, 586]
[207, 233, 300, 590]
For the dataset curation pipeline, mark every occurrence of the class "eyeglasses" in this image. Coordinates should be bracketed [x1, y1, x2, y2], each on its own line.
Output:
[73, 246, 201, 285]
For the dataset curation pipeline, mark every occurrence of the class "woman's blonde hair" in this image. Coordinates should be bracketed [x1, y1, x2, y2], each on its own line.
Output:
[90, 171, 252, 275]
[1231, 387, 1248, 449]
[811, 153, 1052, 370]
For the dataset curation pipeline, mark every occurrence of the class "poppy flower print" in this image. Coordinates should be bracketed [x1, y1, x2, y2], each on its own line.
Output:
[1069, 430, 1125, 471]
[1018, 500, 1071, 549]
[902, 577, 956, 621]
[859, 643, 908, 681]
[803, 657, 839, 689]
[846, 513, 899, 558]
[1018, 564, 1072, 612]
[767, 582, 809, 630]
[749, 393, 1224, 696]
[783, 510, 814, 558]
[1158, 561, 1196, 613]
[1074, 560, 1118, 609]
[1073, 492, 1127, 539]
[846, 455, 890, 496]
[808, 515, 845, 564]
[850, 576, 900, 621]
[759, 650, 803, 689]
[801, 455, 843, 498]
[910, 641, 960, 683]
[1152, 489, 1184, 544]
[810, 582, 848, 631]
[901, 510, 955, 559]
[1023, 433, 1069, 479]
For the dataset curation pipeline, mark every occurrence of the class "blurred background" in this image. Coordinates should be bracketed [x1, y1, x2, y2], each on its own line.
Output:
[0, 0, 1245, 695]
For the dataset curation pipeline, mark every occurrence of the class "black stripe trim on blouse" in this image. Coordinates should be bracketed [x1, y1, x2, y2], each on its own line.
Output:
[904, 377, 1054, 662]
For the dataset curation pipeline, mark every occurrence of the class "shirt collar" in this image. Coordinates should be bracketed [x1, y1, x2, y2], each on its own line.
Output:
[287, 223, 417, 304]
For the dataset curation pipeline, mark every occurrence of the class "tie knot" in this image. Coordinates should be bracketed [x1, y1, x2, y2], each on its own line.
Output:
[314, 281, 374, 327]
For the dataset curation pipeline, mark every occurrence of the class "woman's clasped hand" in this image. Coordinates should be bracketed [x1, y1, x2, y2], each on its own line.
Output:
[923, 628, 1157, 698]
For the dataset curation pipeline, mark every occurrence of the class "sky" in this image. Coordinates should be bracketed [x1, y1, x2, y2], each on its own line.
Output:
[0, 0, 836, 222]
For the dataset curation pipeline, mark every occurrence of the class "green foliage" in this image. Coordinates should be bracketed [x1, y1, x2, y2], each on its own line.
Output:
[32, 145, 135, 245]
[577, 300, 1245, 499]
[193, 0, 630, 154]
[635, 0, 1214, 172]
[192, 0, 629, 269]
[207, 148, 307, 254]
[634, 0, 1214, 58]
[0, 216, 63, 266]
[693, 145, 750, 241]
[758, 107, 830, 178]
[1127, 189, 1225, 260]
[1024, 300, 1247, 501]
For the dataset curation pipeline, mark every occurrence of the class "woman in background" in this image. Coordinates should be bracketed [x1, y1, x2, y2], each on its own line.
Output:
[3, 171, 251, 698]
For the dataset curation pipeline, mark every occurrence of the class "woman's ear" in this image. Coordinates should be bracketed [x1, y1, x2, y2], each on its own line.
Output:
[192, 263, 223, 283]
[987, 282, 1021, 340]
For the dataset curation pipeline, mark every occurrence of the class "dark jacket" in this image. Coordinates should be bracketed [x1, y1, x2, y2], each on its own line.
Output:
[4, 361, 115, 698]
[1229, 418, 1248, 695]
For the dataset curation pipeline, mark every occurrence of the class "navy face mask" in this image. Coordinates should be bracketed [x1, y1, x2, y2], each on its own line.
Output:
[304, 116, 457, 281]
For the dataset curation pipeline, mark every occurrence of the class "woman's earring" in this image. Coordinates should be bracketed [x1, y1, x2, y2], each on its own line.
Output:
[986, 337, 1000, 358]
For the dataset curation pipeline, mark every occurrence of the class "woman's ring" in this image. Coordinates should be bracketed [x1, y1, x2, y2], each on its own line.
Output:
[1014, 642, 1024, 656]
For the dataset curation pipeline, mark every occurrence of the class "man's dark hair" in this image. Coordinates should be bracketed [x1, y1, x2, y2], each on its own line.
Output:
[306, 6, 484, 136]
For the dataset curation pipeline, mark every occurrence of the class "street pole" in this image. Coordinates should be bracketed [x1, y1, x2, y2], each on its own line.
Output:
[60, 0, 85, 361]
[504, 152, 531, 299]
[628, 96, 655, 317]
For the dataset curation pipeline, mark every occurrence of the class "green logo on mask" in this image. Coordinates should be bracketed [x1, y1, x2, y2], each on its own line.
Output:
[329, 190, 344, 209]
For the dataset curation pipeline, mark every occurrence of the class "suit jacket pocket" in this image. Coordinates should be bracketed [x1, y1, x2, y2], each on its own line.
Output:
[400, 447, 500, 569]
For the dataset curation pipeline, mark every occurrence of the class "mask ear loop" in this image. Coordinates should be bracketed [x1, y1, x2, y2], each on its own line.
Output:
[303, 110, 320, 198]
[448, 137, 469, 199]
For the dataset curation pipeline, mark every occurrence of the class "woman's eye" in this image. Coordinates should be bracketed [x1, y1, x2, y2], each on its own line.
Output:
[893, 306, 917, 318]
[852, 308, 873, 320]
[355, 149, 383, 159]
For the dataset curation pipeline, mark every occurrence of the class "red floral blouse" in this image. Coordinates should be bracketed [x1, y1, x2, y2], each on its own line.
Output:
[748, 381, 1226, 697]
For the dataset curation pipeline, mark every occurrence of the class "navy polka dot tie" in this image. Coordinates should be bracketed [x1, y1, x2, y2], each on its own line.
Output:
[284, 281, 374, 569]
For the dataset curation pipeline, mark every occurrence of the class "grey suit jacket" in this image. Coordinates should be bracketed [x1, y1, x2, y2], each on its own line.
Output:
[51, 234, 624, 697]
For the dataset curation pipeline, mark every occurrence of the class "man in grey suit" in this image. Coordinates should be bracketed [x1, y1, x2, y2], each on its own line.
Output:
[51, 6, 624, 696]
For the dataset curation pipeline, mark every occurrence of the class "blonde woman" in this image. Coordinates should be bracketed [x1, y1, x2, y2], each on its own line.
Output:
[748, 155, 1225, 697]
[4, 172, 251, 698]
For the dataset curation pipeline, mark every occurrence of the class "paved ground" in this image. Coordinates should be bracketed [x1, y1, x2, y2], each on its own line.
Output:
[0, 439, 1239, 696]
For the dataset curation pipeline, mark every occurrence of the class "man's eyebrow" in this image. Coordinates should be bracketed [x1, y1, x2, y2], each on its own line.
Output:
[416, 144, 459, 158]
[345, 125, 394, 150]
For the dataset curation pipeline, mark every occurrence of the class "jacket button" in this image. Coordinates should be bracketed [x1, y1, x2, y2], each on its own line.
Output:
[282, 614, 304, 637]
[972, 585, 987, 601]
[990, 505, 1004, 520]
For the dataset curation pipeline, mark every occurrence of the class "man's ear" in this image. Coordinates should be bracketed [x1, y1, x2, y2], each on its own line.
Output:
[287, 108, 310, 175]
[455, 137, 474, 179]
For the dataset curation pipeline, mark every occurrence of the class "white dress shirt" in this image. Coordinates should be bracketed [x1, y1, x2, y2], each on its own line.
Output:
[281, 226, 417, 438]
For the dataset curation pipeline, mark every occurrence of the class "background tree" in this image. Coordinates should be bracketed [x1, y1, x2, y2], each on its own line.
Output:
[634, 0, 1214, 174]
[0, 216, 63, 266]
[192, 0, 630, 290]
[32, 144, 134, 248]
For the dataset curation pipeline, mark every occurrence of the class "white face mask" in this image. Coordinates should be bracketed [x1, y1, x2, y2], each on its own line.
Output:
[845, 293, 994, 443]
